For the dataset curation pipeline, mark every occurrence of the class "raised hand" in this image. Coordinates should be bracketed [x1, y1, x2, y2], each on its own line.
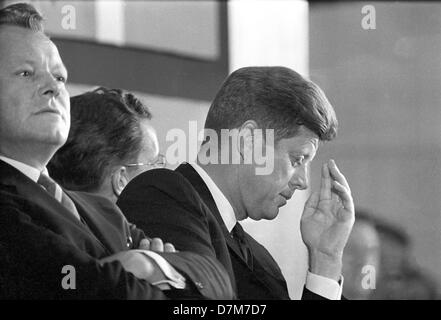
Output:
[300, 159, 355, 281]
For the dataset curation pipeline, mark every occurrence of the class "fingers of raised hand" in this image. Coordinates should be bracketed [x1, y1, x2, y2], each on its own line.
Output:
[320, 162, 332, 201]
[328, 159, 351, 194]
[332, 179, 354, 215]
[328, 159, 354, 218]
[303, 191, 320, 217]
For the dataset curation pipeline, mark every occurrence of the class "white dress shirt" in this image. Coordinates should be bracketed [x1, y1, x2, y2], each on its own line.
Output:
[0, 156, 45, 182]
[190, 161, 343, 300]
[0, 155, 185, 290]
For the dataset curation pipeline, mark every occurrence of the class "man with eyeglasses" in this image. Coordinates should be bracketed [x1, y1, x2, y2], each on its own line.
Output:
[49, 87, 240, 293]
[49, 87, 179, 254]
[49, 87, 167, 204]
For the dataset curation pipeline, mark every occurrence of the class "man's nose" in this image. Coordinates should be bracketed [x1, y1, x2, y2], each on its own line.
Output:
[39, 73, 61, 98]
[289, 165, 308, 191]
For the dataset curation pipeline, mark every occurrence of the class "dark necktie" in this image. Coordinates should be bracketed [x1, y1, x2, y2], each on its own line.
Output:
[37, 173, 81, 221]
[231, 223, 253, 269]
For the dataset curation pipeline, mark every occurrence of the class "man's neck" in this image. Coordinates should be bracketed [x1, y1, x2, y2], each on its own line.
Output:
[196, 160, 247, 221]
[0, 143, 57, 172]
[101, 186, 118, 204]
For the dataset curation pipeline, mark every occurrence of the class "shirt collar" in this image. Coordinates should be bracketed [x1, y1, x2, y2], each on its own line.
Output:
[189, 162, 237, 232]
[0, 155, 47, 182]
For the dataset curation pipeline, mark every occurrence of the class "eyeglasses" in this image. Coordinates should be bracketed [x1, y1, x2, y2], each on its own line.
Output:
[125, 154, 166, 169]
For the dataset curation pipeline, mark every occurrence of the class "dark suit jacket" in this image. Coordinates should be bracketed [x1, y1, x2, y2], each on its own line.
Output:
[0, 160, 232, 299]
[118, 163, 326, 300]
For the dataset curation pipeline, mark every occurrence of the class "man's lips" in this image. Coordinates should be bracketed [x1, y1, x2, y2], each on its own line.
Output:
[35, 108, 62, 116]
[279, 196, 287, 207]
[277, 190, 295, 207]
[280, 191, 294, 201]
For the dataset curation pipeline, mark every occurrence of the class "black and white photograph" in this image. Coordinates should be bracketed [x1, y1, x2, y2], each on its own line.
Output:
[0, 0, 440, 309]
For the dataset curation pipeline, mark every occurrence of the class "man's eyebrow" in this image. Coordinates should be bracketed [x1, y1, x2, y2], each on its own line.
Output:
[61, 64, 68, 76]
[54, 62, 67, 70]
[14, 60, 68, 74]
[53, 62, 68, 76]
[290, 145, 316, 157]
[289, 151, 308, 158]
[310, 138, 319, 149]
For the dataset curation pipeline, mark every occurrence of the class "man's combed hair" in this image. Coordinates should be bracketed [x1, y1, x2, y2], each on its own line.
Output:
[204, 66, 338, 143]
[0, 3, 44, 32]
[48, 87, 152, 192]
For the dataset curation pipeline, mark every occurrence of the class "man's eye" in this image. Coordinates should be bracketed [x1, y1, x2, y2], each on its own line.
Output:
[291, 157, 304, 167]
[19, 71, 32, 77]
[56, 76, 67, 83]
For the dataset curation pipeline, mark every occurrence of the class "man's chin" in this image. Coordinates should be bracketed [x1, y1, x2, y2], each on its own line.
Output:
[248, 204, 280, 221]
[264, 206, 280, 220]
[32, 130, 68, 147]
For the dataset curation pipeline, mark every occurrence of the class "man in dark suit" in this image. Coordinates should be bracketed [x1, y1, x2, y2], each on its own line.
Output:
[118, 67, 355, 299]
[0, 3, 232, 299]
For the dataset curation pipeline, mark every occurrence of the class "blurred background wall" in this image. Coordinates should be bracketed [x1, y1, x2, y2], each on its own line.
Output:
[3, 0, 440, 298]
[309, 1, 441, 294]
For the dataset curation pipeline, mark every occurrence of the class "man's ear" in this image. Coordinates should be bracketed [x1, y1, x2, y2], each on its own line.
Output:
[111, 166, 130, 197]
[237, 120, 258, 162]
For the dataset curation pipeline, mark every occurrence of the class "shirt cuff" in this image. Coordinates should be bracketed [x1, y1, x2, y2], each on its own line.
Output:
[305, 271, 343, 300]
[135, 250, 186, 290]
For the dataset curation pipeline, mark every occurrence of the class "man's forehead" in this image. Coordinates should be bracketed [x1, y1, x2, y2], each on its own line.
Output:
[0, 25, 47, 41]
[284, 127, 319, 150]
[0, 26, 60, 61]
[292, 138, 319, 153]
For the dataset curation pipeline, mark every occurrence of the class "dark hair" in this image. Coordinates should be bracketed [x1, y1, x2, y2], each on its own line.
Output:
[0, 3, 44, 32]
[48, 87, 152, 192]
[204, 66, 338, 143]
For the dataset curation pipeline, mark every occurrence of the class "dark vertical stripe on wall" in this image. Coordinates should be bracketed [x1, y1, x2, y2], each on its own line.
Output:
[53, 1, 229, 102]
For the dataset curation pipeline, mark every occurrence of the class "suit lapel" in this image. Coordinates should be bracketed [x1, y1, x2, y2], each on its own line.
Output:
[176, 163, 253, 270]
[0, 160, 111, 255]
[1, 160, 84, 226]
[68, 191, 126, 254]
